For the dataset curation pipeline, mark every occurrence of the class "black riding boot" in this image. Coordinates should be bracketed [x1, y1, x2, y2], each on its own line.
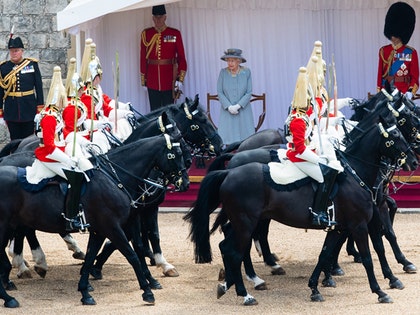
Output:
[63, 170, 90, 232]
[310, 164, 338, 227]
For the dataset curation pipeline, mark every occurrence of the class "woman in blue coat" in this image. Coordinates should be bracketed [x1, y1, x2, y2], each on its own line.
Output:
[217, 48, 254, 145]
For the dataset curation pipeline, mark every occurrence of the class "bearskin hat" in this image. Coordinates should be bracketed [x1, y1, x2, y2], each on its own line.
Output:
[384, 2, 416, 45]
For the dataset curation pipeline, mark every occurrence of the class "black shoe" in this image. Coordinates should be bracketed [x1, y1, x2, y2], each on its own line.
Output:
[66, 218, 90, 232]
[312, 212, 337, 227]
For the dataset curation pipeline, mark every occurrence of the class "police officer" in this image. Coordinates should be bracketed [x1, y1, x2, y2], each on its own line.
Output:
[140, 4, 187, 111]
[377, 2, 419, 97]
[0, 35, 44, 140]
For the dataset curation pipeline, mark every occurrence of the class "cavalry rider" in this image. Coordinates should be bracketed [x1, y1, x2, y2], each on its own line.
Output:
[377, 2, 419, 98]
[285, 66, 338, 227]
[29, 66, 92, 231]
[81, 50, 135, 153]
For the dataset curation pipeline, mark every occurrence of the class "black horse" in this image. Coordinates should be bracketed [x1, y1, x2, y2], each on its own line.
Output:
[0, 111, 191, 280]
[184, 112, 418, 305]
[0, 132, 190, 308]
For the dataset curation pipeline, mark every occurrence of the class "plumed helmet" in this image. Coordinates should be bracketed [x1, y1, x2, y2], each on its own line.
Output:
[88, 56, 103, 83]
[384, 2, 416, 45]
[65, 57, 77, 97]
[292, 67, 310, 109]
[8, 36, 24, 49]
[307, 56, 320, 98]
[80, 38, 93, 84]
[45, 66, 67, 111]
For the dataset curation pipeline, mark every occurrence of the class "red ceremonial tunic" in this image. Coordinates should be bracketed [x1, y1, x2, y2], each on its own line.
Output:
[140, 25, 187, 91]
[286, 107, 314, 163]
[80, 86, 113, 121]
[62, 98, 88, 139]
[34, 107, 65, 162]
[377, 44, 419, 94]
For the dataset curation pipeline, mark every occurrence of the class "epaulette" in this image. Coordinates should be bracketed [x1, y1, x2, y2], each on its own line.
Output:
[406, 45, 416, 52]
[0, 60, 7, 66]
[25, 57, 39, 63]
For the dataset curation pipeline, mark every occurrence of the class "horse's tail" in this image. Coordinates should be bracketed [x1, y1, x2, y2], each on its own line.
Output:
[222, 141, 242, 153]
[206, 153, 234, 173]
[183, 170, 228, 263]
[0, 139, 23, 157]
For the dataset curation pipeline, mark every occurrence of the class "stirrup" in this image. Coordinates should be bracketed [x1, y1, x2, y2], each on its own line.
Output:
[310, 208, 337, 227]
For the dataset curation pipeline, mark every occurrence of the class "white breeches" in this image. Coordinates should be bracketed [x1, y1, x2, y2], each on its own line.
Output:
[293, 161, 324, 183]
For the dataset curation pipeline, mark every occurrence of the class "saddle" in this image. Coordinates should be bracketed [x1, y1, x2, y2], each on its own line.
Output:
[17, 167, 66, 193]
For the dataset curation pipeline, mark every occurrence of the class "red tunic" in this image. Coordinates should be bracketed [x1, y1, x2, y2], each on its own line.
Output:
[80, 86, 113, 121]
[377, 44, 419, 94]
[286, 108, 314, 163]
[62, 98, 88, 139]
[34, 109, 65, 162]
[140, 26, 187, 91]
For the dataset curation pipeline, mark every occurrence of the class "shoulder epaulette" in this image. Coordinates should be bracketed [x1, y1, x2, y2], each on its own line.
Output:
[25, 57, 39, 63]
[406, 45, 416, 52]
[0, 60, 7, 66]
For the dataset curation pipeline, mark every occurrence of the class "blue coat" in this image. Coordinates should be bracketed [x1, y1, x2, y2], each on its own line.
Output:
[217, 66, 254, 144]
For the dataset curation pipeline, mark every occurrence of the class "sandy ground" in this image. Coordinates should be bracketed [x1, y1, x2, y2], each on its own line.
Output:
[2, 211, 420, 315]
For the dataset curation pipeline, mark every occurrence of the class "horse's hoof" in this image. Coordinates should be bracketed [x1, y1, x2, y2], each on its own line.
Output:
[389, 279, 404, 290]
[322, 277, 336, 288]
[34, 266, 47, 278]
[4, 280, 17, 291]
[142, 291, 155, 305]
[243, 296, 258, 306]
[330, 267, 345, 276]
[81, 296, 96, 305]
[90, 267, 103, 280]
[17, 270, 32, 279]
[218, 268, 225, 281]
[149, 279, 163, 290]
[271, 266, 286, 275]
[217, 283, 227, 299]
[378, 294, 393, 303]
[254, 282, 267, 290]
[403, 264, 417, 274]
[72, 251, 86, 260]
[163, 268, 179, 277]
[310, 293, 325, 302]
[4, 298, 19, 308]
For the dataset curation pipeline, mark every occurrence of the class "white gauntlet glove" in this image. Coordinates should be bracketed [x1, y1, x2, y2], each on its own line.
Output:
[175, 80, 183, 90]
[405, 91, 413, 100]
[228, 105, 239, 115]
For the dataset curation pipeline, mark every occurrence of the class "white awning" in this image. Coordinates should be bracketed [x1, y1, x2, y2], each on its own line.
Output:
[57, 0, 180, 32]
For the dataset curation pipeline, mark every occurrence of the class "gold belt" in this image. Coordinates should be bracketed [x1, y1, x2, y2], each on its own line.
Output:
[8, 90, 35, 97]
[147, 58, 175, 65]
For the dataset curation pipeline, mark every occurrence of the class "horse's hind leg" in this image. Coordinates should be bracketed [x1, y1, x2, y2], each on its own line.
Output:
[8, 228, 32, 279]
[24, 228, 48, 278]
[244, 240, 266, 290]
[61, 233, 85, 261]
[90, 240, 116, 280]
[0, 234, 19, 307]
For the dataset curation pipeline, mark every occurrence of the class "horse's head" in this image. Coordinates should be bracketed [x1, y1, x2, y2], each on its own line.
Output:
[176, 95, 223, 157]
[156, 133, 190, 192]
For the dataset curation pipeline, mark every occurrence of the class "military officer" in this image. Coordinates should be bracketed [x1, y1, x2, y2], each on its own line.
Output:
[0, 35, 44, 140]
[377, 2, 419, 97]
[140, 4, 187, 111]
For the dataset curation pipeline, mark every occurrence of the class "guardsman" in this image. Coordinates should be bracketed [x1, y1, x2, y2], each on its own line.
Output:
[140, 4, 187, 110]
[285, 67, 338, 227]
[377, 2, 419, 97]
[0, 34, 44, 140]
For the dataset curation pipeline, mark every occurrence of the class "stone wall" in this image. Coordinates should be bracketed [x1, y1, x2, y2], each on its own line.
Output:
[0, 0, 71, 99]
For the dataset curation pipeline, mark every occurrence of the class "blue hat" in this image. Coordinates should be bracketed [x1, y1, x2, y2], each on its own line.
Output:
[152, 5, 166, 16]
[221, 48, 246, 63]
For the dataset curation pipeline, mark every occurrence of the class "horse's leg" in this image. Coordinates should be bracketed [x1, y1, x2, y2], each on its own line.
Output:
[143, 205, 178, 277]
[243, 239, 266, 290]
[90, 240, 116, 280]
[131, 214, 162, 290]
[351, 223, 393, 303]
[60, 233, 86, 261]
[105, 227, 155, 305]
[140, 222, 155, 266]
[9, 228, 32, 279]
[0, 248, 19, 308]
[345, 234, 362, 263]
[254, 219, 285, 275]
[78, 232, 105, 305]
[24, 228, 48, 278]
[218, 223, 257, 306]
[381, 198, 416, 273]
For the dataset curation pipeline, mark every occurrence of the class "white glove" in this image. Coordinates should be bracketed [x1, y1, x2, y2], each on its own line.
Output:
[175, 80, 183, 90]
[118, 102, 131, 111]
[232, 104, 241, 112]
[319, 155, 329, 165]
[0, 117, 4, 124]
[228, 105, 239, 115]
[34, 113, 41, 124]
[46, 148, 77, 168]
[142, 86, 148, 91]
[296, 147, 324, 164]
[405, 91, 413, 100]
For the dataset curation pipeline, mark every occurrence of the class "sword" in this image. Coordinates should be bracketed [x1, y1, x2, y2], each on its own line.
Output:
[308, 84, 324, 155]
[113, 51, 119, 133]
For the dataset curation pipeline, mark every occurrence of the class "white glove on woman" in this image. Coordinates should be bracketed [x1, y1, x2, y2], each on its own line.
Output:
[228, 105, 239, 115]
[232, 104, 241, 112]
